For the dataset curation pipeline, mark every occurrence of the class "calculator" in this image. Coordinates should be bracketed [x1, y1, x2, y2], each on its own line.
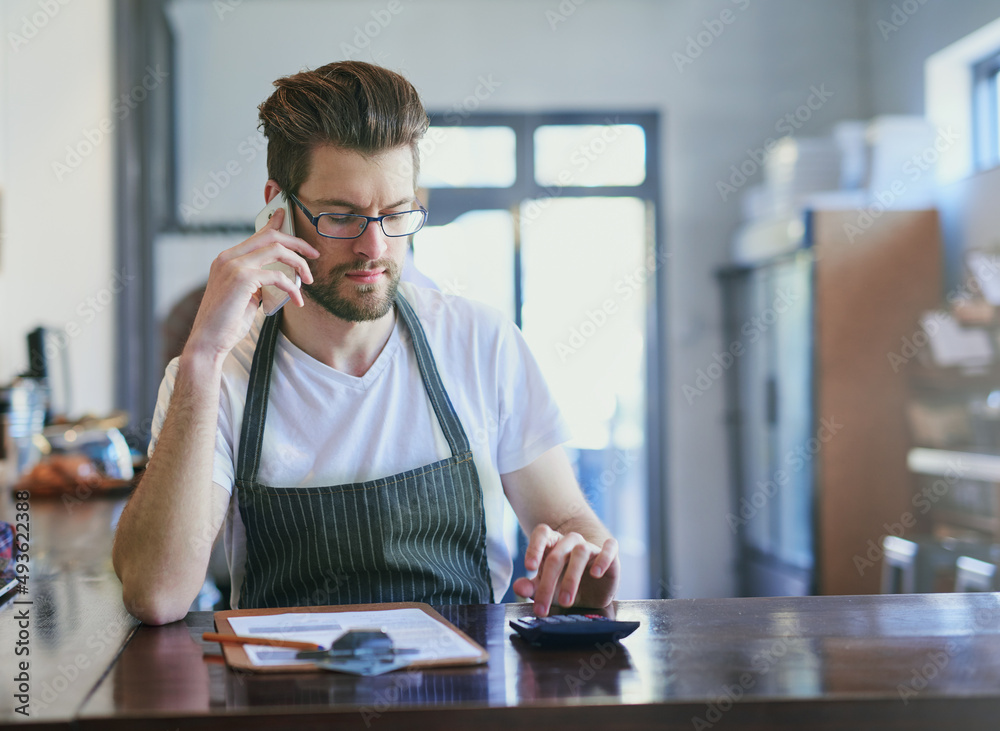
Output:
[508, 614, 640, 647]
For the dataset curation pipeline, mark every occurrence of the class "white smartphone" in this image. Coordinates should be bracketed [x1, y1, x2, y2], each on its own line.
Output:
[254, 192, 302, 316]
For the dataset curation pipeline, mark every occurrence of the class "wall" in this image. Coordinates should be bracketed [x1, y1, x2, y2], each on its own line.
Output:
[0, 0, 115, 418]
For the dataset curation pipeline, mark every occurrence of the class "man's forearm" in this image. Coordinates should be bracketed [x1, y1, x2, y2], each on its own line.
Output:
[112, 351, 229, 625]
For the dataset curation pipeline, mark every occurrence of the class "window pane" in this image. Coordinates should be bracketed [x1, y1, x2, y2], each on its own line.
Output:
[520, 196, 651, 600]
[995, 72, 1000, 162]
[418, 126, 516, 188]
[411, 210, 515, 319]
[534, 124, 646, 187]
[520, 196, 649, 450]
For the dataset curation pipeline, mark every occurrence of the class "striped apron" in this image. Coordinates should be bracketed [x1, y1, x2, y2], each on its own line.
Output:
[234, 293, 494, 609]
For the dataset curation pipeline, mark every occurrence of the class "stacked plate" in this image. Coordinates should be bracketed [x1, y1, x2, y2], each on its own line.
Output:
[763, 137, 843, 218]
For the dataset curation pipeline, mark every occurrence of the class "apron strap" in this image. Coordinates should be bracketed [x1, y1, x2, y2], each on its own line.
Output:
[235, 309, 283, 485]
[395, 292, 472, 457]
[236, 291, 472, 485]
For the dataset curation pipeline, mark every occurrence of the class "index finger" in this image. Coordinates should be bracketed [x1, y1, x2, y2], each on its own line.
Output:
[265, 205, 286, 230]
[264, 208, 321, 257]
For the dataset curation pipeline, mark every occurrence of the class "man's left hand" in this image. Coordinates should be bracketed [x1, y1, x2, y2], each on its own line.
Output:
[511, 524, 619, 616]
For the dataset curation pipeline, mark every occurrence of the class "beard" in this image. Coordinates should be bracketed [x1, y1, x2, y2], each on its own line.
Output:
[302, 257, 402, 322]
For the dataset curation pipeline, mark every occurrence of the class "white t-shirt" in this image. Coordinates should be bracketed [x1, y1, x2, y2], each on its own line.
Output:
[149, 282, 571, 606]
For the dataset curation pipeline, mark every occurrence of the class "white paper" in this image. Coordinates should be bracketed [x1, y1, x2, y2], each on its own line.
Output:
[967, 251, 1000, 306]
[922, 312, 994, 368]
[226, 608, 482, 668]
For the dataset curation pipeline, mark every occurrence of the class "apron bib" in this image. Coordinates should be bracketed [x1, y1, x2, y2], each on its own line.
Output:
[234, 293, 494, 608]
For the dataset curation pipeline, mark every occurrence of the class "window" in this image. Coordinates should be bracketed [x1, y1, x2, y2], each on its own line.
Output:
[419, 126, 516, 188]
[973, 50, 1000, 170]
[533, 124, 646, 187]
[413, 112, 662, 600]
[926, 17, 1000, 183]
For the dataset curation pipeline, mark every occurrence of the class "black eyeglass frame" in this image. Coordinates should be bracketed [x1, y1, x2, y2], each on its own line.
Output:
[286, 192, 428, 239]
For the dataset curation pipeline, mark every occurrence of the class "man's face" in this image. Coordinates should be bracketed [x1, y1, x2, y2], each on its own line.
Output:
[292, 144, 415, 322]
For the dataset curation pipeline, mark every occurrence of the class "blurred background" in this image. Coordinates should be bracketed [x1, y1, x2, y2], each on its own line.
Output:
[3, 0, 1000, 605]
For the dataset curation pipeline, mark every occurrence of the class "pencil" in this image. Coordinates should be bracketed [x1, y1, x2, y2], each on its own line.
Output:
[202, 632, 322, 651]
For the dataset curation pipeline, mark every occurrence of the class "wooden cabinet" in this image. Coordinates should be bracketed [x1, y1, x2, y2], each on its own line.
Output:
[719, 209, 942, 596]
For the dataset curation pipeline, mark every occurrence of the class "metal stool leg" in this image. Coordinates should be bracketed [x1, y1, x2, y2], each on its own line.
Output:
[954, 555, 996, 592]
[882, 536, 917, 594]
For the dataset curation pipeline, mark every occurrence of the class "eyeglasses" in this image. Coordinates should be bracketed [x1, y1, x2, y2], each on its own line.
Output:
[287, 192, 428, 240]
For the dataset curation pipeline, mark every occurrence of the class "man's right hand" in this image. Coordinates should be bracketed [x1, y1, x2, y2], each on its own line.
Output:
[183, 207, 320, 363]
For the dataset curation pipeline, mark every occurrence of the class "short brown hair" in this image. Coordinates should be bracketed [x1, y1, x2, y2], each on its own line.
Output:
[258, 61, 428, 194]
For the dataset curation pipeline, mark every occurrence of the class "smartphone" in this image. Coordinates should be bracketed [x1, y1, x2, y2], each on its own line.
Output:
[254, 192, 302, 316]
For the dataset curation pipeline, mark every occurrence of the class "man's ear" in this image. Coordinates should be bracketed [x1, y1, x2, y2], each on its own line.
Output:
[264, 180, 283, 205]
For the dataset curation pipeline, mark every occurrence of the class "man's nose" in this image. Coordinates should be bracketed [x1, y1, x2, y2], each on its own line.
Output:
[351, 220, 389, 260]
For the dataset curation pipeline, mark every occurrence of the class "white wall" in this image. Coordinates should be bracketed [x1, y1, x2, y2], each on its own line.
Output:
[0, 0, 115, 417]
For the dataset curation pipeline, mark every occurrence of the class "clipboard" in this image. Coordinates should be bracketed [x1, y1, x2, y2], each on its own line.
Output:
[213, 601, 488, 673]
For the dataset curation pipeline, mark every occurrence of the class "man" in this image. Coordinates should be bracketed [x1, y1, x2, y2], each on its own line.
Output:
[113, 61, 619, 625]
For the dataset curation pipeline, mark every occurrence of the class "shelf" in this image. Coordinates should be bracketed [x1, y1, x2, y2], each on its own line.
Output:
[908, 447, 1000, 482]
[908, 364, 1000, 392]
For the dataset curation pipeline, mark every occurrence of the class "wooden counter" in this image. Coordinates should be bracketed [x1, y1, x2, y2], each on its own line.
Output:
[76, 594, 1000, 730]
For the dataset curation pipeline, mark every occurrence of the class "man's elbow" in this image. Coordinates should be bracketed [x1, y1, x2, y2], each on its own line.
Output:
[121, 582, 190, 625]
[116, 552, 191, 625]
[113, 533, 193, 625]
